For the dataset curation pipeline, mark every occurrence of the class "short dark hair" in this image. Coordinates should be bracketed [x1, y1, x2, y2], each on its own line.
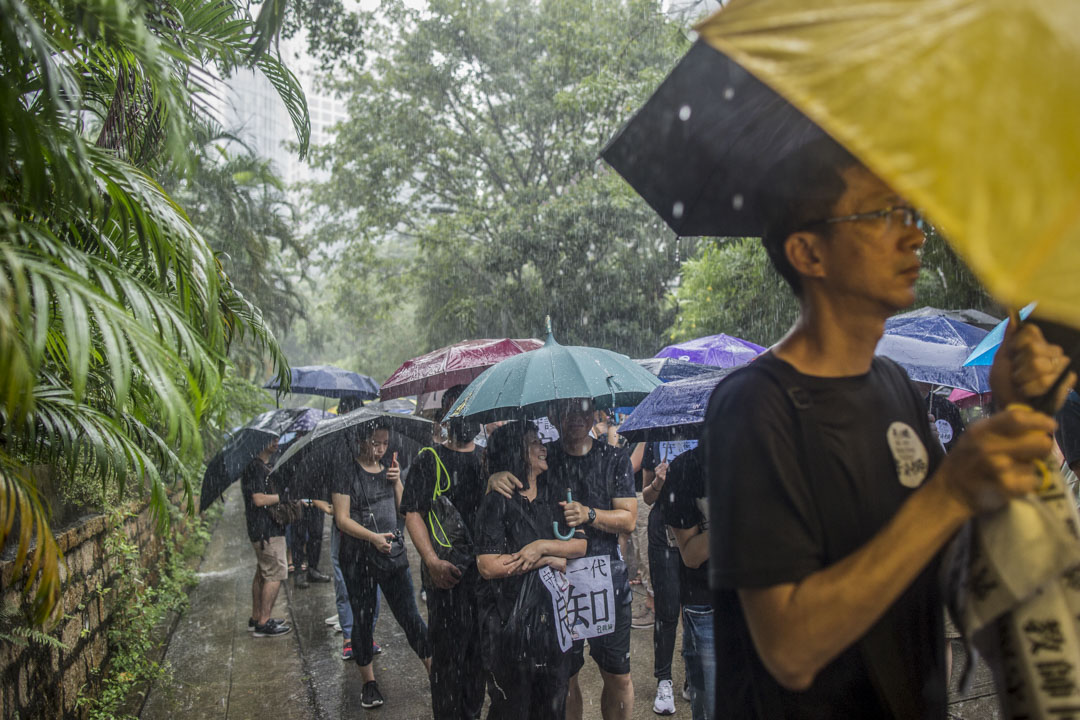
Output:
[486, 421, 538, 491]
[757, 138, 860, 295]
[441, 384, 479, 444]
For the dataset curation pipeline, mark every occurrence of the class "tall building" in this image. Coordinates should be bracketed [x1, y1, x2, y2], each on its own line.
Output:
[218, 37, 346, 192]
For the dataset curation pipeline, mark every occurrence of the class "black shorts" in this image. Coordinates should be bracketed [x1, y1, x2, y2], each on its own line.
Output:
[569, 596, 632, 676]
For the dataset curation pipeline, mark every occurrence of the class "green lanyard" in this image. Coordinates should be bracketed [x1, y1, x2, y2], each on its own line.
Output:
[419, 446, 452, 548]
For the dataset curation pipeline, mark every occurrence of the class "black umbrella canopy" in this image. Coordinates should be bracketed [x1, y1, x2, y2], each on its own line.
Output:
[269, 408, 433, 498]
[199, 408, 303, 512]
[601, 40, 825, 238]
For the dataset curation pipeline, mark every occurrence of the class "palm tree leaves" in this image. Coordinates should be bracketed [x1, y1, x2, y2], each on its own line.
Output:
[0, 0, 308, 624]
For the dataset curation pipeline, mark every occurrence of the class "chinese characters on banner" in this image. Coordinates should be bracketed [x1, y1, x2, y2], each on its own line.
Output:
[657, 439, 697, 463]
[539, 555, 616, 652]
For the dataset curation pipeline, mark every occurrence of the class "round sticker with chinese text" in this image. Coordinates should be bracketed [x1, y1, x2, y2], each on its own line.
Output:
[887, 421, 930, 488]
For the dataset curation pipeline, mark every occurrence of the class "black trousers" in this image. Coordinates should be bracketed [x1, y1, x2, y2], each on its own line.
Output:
[340, 536, 431, 667]
[428, 568, 486, 719]
[292, 506, 324, 570]
[486, 653, 569, 720]
[650, 543, 681, 681]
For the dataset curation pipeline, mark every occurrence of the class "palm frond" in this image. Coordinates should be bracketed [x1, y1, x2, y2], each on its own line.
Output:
[0, 460, 62, 626]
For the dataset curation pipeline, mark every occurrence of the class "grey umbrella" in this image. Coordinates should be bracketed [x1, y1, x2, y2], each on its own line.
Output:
[199, 409, 302, 512]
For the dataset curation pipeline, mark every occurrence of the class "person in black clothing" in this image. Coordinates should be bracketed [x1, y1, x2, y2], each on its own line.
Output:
[489, 398, 637, 720]
[402, 385, 487, 720]
[240, 437, 291, 637]
[475, 421, 587, 720]
[658, 447, 713, 720]
[912, 382, 966, 453]
[705, 138, 1072, 718]
[332, 424, 432, 709]
[641, 443, 683, 715]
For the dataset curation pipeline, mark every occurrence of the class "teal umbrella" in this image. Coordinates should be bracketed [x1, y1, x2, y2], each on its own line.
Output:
[443, 318, 663, 424]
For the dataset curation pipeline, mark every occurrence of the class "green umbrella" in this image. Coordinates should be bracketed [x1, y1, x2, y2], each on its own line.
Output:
[443, 318, 662, 424]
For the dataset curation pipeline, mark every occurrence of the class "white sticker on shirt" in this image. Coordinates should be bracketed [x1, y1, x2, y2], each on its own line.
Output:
[935, 418, 954, 445]
[887, 421, 930, 488]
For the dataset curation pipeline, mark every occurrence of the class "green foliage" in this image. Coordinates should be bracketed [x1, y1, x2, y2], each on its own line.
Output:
[0, 603, 70, 651]
[78, 504, 213, 720]
[164, 135, 309, 379]
[670, 238, 799, 347]
[0, 0, 307, 622]
[669, 230, 1000, 349]
[913, 227, 1000, 315]
[306, 0, 692, 362]
[201, 368, 275, 458]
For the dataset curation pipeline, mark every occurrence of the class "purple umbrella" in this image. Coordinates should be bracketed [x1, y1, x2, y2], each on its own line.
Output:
[655, 333, 765, 368]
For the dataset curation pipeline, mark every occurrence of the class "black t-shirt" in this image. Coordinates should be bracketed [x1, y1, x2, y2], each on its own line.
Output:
[474, 476, 584, 621]
[642, 443, 669, 549]
[332, 459, 398, 536]
[705, 353, 946, 720]
[240, 459, 282, 542]
[1057, 390, 1080, 468]
[545, 440, 635, 602]
[927, 394, 965, 453]
[659, 447, 710, 606]
[399, 445, 487, 536]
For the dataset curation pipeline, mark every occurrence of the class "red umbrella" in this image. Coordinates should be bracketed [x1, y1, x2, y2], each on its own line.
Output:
[379, 338, 543, 401]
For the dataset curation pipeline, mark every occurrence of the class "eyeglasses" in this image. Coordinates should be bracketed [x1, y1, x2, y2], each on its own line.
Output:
[806, 206, 927, 233]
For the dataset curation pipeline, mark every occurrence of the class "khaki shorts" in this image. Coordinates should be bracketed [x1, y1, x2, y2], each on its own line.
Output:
[252, 536, 288, 582]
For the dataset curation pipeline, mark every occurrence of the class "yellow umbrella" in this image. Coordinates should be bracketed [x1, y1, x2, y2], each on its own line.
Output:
[695, 0, 1080, 328]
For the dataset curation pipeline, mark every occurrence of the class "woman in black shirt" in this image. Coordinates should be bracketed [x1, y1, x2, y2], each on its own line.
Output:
[332, 424, 431, 709]
[475, 422, 587, 720]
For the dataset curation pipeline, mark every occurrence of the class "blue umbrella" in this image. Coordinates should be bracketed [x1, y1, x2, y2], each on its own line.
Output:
[963, 303, 1038, 367]
[611, 358, 727, 415]
[634, 357, 726, 382]
[618, 369, 736, 442]
[875, 313, 991, 393]
[264, 365, 379, 400]
[655, 333, 765, 368]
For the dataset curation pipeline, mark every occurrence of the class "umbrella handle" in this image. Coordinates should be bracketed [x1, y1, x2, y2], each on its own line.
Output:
[553, 490, 577, 541]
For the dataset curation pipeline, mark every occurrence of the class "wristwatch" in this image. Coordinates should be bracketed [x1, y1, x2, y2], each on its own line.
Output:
[585, 507, 597, 526]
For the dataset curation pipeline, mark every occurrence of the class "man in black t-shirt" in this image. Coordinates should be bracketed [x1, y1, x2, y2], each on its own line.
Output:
[402, 385, 487, 720]
[705, 139, 1072, 719]
[659, 447, 713, 720]
[488, 398, 638, 720]
[240, 436, 291, 638]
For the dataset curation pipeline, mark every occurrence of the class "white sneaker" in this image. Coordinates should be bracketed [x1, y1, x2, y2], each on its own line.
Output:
[324, 614, 338, 626]
[653, 679, 676, 715]
[682, 679, 691, 701]
[333, 621, 342, 633]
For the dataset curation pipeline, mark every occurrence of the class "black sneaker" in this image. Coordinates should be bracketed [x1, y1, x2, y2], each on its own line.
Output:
[360, 681, 384, 708]
[253, 619, 292, 637]
[307, 567, 332, 583]
[250, 616, 286, 631]
[294, 570, 310, 589]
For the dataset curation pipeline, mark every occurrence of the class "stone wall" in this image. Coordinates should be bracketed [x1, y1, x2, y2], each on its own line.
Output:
[0, 492, 190, 719]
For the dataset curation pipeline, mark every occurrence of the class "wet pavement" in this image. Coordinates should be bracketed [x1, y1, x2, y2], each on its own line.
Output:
[142, 485, 688, 718]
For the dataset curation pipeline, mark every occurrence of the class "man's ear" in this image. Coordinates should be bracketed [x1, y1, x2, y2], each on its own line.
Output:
[784, 230, 828, 283]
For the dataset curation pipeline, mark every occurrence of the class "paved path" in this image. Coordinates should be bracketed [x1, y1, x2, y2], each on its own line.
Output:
[142, 485, 690, 719]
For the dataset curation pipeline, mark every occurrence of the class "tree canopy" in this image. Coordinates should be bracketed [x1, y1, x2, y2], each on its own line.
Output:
[0, 0, 308, 621]
[304, 0, 693, 364]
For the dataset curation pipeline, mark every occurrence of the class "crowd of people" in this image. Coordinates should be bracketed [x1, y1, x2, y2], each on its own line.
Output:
[235, 145, 1080, 720]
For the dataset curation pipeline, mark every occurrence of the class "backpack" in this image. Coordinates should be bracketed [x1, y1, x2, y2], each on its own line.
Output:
[418, 446, 475, 590]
